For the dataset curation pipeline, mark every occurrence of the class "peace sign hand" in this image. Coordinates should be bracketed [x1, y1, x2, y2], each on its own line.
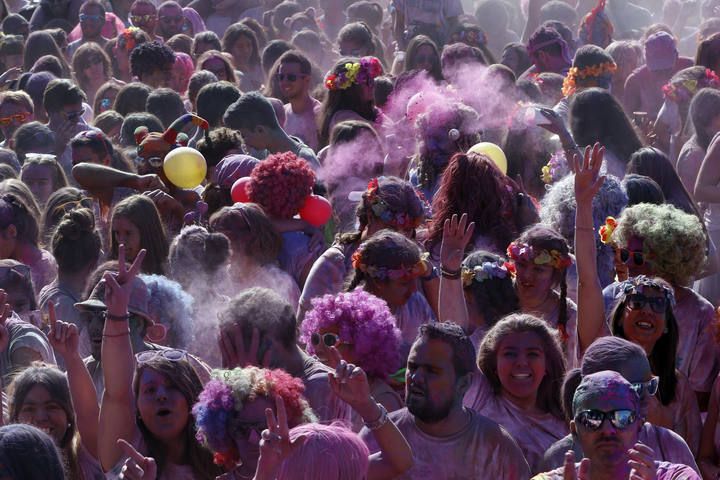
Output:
[103, 244, 146, 317]
[117, 439, 157, 480]
[48, 302, 80, 360]
[255, 396, 307, 479]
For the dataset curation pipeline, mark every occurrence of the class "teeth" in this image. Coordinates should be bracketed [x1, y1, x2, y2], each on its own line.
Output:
[636, 321, 653, 329]
[512, 374, 531, 379]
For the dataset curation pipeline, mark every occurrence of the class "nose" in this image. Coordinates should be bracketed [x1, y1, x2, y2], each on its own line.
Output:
[156, 385, 169, 401]
[598, 417, 618, 434]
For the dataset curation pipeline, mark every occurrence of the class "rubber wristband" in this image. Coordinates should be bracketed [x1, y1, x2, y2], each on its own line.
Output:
[363, 403, 388, 431]
[106, 312, 130, 322]
[440, 265, 461, 279]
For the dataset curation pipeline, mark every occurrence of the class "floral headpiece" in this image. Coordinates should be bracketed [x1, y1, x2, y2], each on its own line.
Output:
[620, 275, 676, 306]
[562, 61, 617, 97]
[118, 27, 141, 52]
[579, 0, 614, 45]
[662, 68, 720, 103]
[351, 249, 430, 281]
[598, 216, 617, 244]
[365, 178, 429, 229]
[325, 56, 383, 91]
[541, 151, 570, 185]
[507, 241, 573, 270]
[461, 261, 510, 286]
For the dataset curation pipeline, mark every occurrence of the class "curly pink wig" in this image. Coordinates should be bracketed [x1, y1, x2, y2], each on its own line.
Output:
[299, 290, 402, 379]
[248, 152, 315, 219]
[277, 422, 369, 480]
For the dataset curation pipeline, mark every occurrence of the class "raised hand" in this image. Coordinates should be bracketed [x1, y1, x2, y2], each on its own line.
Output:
[219, 325, 271, 369]
[562, 451, 590, 480]
[538, 107, 570, 137]
[48, 302, 80, 360]
[255, 396, 307, 479]
[327, 347, 371, 407]
[131, 174, 167, 193]
[0, 290, 11, 354]
[573, 143, 605, 206]
[439, 213, 475, 272]
[628, 443, 657, 480]
[103, 244, 146, 317]
[117, 439, 157, 480]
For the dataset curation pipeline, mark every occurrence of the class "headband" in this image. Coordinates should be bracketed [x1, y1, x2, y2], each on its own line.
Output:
[325, 56, 383, 91]
[562, 60, 617, 97]
[351, 249, 430, 281]
[507, 241, 573, 270]
[619, 275, 675, 306]
[365, 177, 428, 229]
[461, 261, 510, 286]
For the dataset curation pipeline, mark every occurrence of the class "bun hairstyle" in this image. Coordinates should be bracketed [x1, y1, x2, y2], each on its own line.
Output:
[0, 193, 39, 247]
[51, 208, 101, 274]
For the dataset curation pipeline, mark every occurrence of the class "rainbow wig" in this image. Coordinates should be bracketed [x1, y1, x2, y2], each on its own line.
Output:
[192, 367, 316, 470]
[277, 422, 369, 480]
[300, 290, 402, 379]
[248, 152, 315, 219]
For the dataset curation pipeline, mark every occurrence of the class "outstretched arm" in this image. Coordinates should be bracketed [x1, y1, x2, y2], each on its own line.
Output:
[573, 144, 608, 353]
[72, 163, 167, 193]
[438, 214, 475, 331]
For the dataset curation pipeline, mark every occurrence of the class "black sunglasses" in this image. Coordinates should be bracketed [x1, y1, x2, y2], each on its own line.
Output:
[276, 73, 305, 82]
[626, 293, 668, 314]
[619, 248, 645, 266]
[575, 409, 637, 431]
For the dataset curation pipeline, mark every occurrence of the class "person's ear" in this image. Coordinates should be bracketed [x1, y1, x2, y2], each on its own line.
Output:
[570, 420, 577, 435]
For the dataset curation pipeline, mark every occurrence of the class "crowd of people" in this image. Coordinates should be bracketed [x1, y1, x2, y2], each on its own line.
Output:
[0, 0, 720, 478]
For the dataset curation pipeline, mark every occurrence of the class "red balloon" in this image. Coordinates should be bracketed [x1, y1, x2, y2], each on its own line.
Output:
[231, 177, 252, 203]
[299, 195, 332, 227]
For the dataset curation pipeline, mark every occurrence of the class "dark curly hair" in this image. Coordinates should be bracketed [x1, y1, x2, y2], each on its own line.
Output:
[130, 41, 175, 80]
[248, 152, 315, 219]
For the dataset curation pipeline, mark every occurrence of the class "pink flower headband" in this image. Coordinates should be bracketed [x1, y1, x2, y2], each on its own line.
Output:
[325, 56, 383, 91]
[507, 241, 573, 270]
[351, 249, 430, 281]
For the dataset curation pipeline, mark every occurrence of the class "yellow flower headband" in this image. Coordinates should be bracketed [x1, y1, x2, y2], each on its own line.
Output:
[562, 61, 617, 97]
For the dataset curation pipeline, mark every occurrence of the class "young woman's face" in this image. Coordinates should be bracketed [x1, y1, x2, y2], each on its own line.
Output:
[83, 54, 107, 84]
[230, 35, 253, 67]
[17, 384, 69, 445]
[136, 368, 190, 441]
[21, 163, 55, 206]
[621, 287, 667, 353]
[112, 216, 142, 262]
[339, 39, 368, 57]
[496, 331, 546, 406]
[513, 259, 556, 305]
[414, 44, 437, 73]
[368, 276, 417, 309]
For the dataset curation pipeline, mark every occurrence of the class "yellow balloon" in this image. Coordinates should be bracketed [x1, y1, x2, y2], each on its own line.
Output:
[467, 142, 507, 175]
[163, 147, 207, 189]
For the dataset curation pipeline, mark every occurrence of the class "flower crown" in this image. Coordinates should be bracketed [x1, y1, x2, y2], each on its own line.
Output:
[541, 151, 570, 185]
[620, 275, 676, 306]
[562, 61, 617, 97]
[598, 216, 617, 244]
[351, 249, 430, 281]
[118, 27, 141, 52]
[365, 178, 428, 229]
[507, 241, 573, 269]
[325, 56, 383, 91]
[461, 261, 510, 286]
[662, 68, 720, 103]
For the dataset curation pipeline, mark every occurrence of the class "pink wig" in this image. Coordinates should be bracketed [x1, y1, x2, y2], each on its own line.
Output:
[299, 290, 402, 379]
[173, 52, 195, 94]
[248, 152, 315, 219]
[277, 422, 369, 480]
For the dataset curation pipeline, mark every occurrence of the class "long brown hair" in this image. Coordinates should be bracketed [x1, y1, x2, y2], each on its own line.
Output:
[110, 195, 169, 275]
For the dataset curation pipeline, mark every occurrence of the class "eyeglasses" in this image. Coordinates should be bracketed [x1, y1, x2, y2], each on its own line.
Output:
[79, 13, 104, 22]
[0, 112, 29, 126]
[618, 248, 645, 266]
[134, 155, 164, 170]
[626, 293, 668, 314]
[136, 348, 187, 365]
[63, 107, 86, 122]
[630, 376, 659, 397]
[575, 409, 637, 431]
[310, 332, 351, 348]
[276, 73, 306, 82]
[159, 15, 183, 23]
[130, 14, 155, 25]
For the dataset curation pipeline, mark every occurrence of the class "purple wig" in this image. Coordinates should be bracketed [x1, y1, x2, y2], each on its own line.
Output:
[299, 290, 402, 379]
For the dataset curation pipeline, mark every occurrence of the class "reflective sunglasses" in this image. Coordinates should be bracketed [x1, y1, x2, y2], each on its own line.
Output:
[134, 155, 164, 169]
[575, 409, 637, 431]
[130, 14, 155, 25]
[136, 348, 187, 365]
[618, 248, 645, 266]
[626, 293, 668, 314]
[630, 376, 659, 397]
[276, 73, 305, 82]
[159, 14, 183, 23]
[79, 13, 104, 22]
[0, 112, 29, 126]
[310, 332, 349, 348]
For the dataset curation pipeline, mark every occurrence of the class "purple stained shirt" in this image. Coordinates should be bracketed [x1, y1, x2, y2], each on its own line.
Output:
[533, 461, 700, 479]
[360, 407, 531, 479]
[463, 372, 569, 474]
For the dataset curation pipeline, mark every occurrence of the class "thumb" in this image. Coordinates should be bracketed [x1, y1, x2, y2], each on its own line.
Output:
[117, 439, 145, 464]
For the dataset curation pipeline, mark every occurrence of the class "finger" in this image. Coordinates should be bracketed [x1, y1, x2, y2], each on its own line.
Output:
[327, 345, 342, 369]
[55, 320, 65, 341]
[265, 407, 278, 433]
[442, 218, 450, 237]
[571, 152, 581, 174]
[583, 145, 591, 171]
[275, 395, 289, 437]
[632, 443, 654, 456]
[458, 213, 468, 232]
[48, 302, 57, 330]
[103, 271, 122, 293]
[118, 244, 126, 272]
[577, 458, 591, 480]
[127, 249, 147, 279]
[117, 439, 146, 464]
[462, 221, 476, 245]
[230, 325, 244, 362]
[220, 330, 237, 367]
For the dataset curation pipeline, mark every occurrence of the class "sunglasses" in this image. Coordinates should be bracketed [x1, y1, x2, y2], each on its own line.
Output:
[276, 73, 305, 82]
[130, 14, 155, 25]
[310, 332, 349, 348]
[575, 409, 637, 431]
[160, 15, 183, 23]
[0, 112, 29, 126]
[52, 197, 94, 217]
[626, 293, 668, 314]
[618, 248, 645, 266]
[134, 155, 164, 169]
[64, 108, 86, 122]
[630, 376, 659, 397]
[136, 348, 187, 365]
[79, 13, 104, 22]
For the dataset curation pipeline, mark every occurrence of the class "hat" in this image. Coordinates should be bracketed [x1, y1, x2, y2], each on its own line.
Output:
[75, 276, 153, 324]
[645, 31, 678, 72]
[572, 370, 640, 417]
[212, 154, 259, 189]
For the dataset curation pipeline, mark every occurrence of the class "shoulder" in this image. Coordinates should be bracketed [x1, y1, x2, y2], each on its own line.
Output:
[656, 461, 701, 479]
